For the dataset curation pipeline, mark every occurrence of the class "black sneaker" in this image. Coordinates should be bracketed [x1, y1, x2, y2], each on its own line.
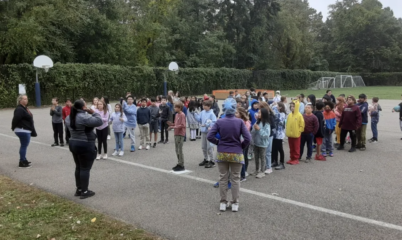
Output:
[337, 146, 345, 150]
[199, 159, 208, 166]
[172, 164, 185, 172]
[60, 143, 64, 147]
[18, 161, 31, 168]
[271, 162, 279, 168]
[153, 143, 157, 148]
[349, 147, 356, 152]
[334, 143, 340, 148]
[164, 140, 169, 144]
[51, 143, 59, 147]
[74, 189, 82, 197]
[80, 190, 95, 199]
[25, 159, 32, 165]
[158, 140, 164, 144]
[275, 164, 285, 170]
[205, 161, 215, 168]
[305, 157, 312, 163]
[356, 145, 362, 149]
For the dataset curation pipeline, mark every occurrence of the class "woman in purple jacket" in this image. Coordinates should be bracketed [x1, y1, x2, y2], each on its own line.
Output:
[207, 98, 251, 213]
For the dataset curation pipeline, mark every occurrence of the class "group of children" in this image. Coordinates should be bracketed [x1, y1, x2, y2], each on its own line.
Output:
[49, 90, 383, 176]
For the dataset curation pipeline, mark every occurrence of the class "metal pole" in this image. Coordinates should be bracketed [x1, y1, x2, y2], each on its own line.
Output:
[163, 72, 167, 97]
[35, 69, 41, 107]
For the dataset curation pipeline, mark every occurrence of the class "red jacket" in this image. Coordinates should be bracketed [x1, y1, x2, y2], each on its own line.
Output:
[62, 106, 71, 121]
[339, 105, 362, 130]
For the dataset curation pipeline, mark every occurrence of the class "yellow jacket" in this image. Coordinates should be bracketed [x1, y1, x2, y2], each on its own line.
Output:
[286, 100, 305, 138]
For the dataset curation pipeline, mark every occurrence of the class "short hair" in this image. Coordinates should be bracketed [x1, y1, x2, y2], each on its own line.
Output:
[141, 98, 147, 102]
[326, 90, 332, 93]
[263, 92, 268, 96]
[359, 94, 367, 99]
[236, 98, 242, 103]
[65, 98, 71, 103]
[203, 100, 212, 107]
[325, 101, 334, 109]
[372, 97, 379, 103]
[53, 97, 59, 102]
[300, 94, 305, 98]
[250, 88, 255, 92]
[229, 91, 234, 95]
[17, 95, 27, 106]
[316, 101, 324, 110]
[347, 95, 357, 103]
[174, 102, 183, 110]
[280, 96, 287, 102]
[127, 95, 134, 100]
[161, 96, 167, 101]
[339, 94, 345, 97]
[210, 95, 216, 99]
[150, 98, 156, 102]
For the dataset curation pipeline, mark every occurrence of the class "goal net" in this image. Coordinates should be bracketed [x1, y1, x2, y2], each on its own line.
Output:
[308, 75, 366, 90]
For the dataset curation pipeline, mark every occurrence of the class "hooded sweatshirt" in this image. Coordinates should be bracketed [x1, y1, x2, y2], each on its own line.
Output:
[123, 102, 137, 128]
[286, 100, 305, 138]
[149, 105, 160, 123]
[314, 110, 325, 138]
[248, 99, 259, 129]
[195, 109, 217, 133]
[137, 106, 151, 125]
[357, 101, 368, 124]
[323, 110, 336, 132]
[339, 104, 362, 130]
[251, 121, 271, 148]
[109, 112, 127, 133]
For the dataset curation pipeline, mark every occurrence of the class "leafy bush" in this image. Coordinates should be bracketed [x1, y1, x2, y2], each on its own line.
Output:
[361, 73, 402, 86]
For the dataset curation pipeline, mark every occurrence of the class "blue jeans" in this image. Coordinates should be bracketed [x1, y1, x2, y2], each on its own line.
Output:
[241, 146, 249, 178]
[371, 121, 378, 139]
[322, 130, 334, 153]
[114, 132, 124, 151]
[15, 132, 31, 162]
[265, 136, 273, 169]
[300, 133, 314, 159]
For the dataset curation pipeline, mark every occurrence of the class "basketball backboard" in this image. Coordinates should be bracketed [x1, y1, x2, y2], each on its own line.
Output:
[33, 55, 53, 72]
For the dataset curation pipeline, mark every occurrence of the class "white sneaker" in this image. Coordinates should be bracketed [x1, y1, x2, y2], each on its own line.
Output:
[256, 172, 265, 179]
[119, 151, 124, 156]
[103, 154, 108, 160]
[245, 172, 249, 177]
[96, 154, 101, 160]
[138, 145, 143, 150]
[112, 150, 118, 156]
[219, 202, 230, 212]
[146, 144, 150, 150]
[231, 203, 239, 212]
[107, 135, 111, 140]
[264, 168, 273, 174]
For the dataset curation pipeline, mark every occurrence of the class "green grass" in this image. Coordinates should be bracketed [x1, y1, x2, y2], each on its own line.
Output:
[281, 86, 402, 100]
[0, 175, 160, 240]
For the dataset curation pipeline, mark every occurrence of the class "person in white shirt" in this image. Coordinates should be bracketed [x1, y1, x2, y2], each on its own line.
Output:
[273, 91, 281, 103]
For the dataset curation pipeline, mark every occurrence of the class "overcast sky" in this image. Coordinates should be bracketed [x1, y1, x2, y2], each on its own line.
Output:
[309, 0, 402, 20]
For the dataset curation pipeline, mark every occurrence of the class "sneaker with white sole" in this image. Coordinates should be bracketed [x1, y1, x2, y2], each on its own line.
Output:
[138, 145, 143, 150]
[146, 144, 150, 150]
[112, 150, 118, 156]
[103, 154, 108, 160]
[245, 172, 249, 177]
[96, 154, 101, 160]
[256, 172, 265, 179]
[264, 168, 273, 174]
[107, 135, 111, 140]
[231, 203, 239, 212]
[219, 202, 231, 212]
[119, 151, 124, 156]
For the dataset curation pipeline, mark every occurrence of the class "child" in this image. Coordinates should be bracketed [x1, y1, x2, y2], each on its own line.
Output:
[159, 96, 171, 144]
[314, 101, 326, 161]
[272, 102, 286, 170]
[196, 98, 204, 139]
[356, 94, 368, 150]
[187, 100, 199, 141]
[237, 107, 251, 181]
[338, 95, 362, 152]
[285, 99, 305, 165]
[195, 100, 217, 168]
[168, 102, 186, 172]
[62, 98, 72, 144]
[123, 95, 137, 152]
[149, 98, 160, 148]
[90, 97, 99, 111]
[101, 96, 112, 140]
[334, 97, 346, 147]
[50, 97, 64, 147]
[248, 99, 260, 128]
[251, 108, 271, 179]
[368, 97, 380, 143]
[299, 104, 319, 162]
[137, 99, 151, 150]
[110, 104, 127, 156]
[322, 101, 336, 157]
[95, 100, 110, 160]
[392, 95, 402, 139]
[259, 102, 276, 174]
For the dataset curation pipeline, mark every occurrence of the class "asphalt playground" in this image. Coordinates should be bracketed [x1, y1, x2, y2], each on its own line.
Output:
[1, 99, 402, 240]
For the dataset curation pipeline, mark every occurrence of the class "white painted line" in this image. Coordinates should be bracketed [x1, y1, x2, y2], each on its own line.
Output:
[1, 132, 402, 232]
[169, 170, 193, 175]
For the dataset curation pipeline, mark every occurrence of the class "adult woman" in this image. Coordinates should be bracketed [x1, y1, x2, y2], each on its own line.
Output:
[65, 100, 103, 199]
[11, 95, 37, 168]
[207, 99, 251, 212]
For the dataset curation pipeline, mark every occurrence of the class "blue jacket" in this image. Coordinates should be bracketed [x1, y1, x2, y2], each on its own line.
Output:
[109, 112, 127, 133]
[195, 109, 217, 133]
[123, 102, 137, 128]
[137, 107, 151, 125]
[251, 122, 271, 148]
[248, 99, 259, 128]
[357, 102, 368, 124]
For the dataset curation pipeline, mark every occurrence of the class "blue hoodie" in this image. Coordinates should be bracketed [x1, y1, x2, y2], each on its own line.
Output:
[123, 102, 137, 128]
[248, 99, 259, 129]
[357, 101, 368, 124]
[195, 109, 217, 133]
[251, 122, 271, 148]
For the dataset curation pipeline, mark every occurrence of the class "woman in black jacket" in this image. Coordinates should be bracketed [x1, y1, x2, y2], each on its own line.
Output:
[65, 100, 103, 199]
[11, 95, 37, 168]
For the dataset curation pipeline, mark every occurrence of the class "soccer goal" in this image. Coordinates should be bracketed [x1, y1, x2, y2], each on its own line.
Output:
[308, 75, 365, 90]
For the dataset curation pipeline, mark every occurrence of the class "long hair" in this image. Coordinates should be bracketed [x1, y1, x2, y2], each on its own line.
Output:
[259, 101, 275, 125]
[257, 108, 269, 127]
[70, 100, 85, 130]
[236, 107, 249, 122]
[115, 103, 123, 115]
[277, 102, 286, 114]
[167, 95, 174, 104]
[97, 100, 108, 115]
[102, 96, 110, 105]
[188, 100, 197, 112]
[336, 97, 345, 112]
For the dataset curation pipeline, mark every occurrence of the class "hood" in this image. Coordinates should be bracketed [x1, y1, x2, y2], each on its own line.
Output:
[308, 94, 316, 106]
[251, 99, 259, 110]
[223, 98, 237, 115]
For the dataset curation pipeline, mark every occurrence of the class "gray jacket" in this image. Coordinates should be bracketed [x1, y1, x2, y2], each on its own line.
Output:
[50, 106, 63, 123]
[65, 110, 103, 142]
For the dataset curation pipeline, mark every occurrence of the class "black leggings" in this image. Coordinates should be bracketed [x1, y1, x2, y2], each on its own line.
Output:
[52, 122, 64, 144]
[160, 120, 169, 141]
[272, 139, 285, 164]
[69, 140, 97, 191]
[96, 127, 108, 154]
[340, 129, 356, 148]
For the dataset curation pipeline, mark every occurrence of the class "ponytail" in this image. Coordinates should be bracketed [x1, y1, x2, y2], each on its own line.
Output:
[70, 100, 85, 130]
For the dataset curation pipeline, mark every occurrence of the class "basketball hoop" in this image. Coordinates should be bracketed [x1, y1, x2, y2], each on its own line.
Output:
[43, 65, 50, 73]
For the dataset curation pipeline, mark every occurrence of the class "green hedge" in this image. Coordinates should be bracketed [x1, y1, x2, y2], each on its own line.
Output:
[2, 63, 394, 108]
[361, 72, 402, 86]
